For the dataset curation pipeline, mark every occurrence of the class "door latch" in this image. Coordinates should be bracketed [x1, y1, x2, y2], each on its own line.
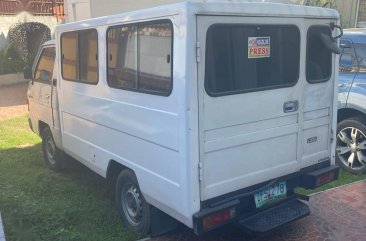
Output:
[283, 100, 299, 113]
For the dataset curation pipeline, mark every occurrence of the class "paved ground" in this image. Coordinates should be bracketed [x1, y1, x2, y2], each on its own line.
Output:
[0, 83, 28, 121]
[150, 180, 366, 241]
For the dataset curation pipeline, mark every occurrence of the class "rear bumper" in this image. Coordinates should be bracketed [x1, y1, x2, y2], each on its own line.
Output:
[193, 164, 339, 235]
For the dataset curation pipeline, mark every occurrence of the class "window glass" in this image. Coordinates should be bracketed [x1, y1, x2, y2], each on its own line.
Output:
[61, 29, 99, 84]
[34, 47, 55, 84]
[339, 40, 358, 73]
[306, 26, 332, 83]
[79, 29, 99, 84]
[138, 23, 172, 93]
[61, 32, 78, 81]
[205, 25, 300, 96]
[107, 26, 138, 89]
[354, 43, 366, 72]
[107, 21, 173, 95]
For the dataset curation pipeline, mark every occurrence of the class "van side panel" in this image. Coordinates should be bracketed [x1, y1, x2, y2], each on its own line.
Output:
[56, 16, 197, 227]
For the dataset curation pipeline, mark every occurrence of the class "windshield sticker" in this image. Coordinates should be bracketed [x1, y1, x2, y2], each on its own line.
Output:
[248, 37, 271, 59]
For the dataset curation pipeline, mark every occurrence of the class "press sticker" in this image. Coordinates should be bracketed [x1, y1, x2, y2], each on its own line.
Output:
[248, 37, 271, 59]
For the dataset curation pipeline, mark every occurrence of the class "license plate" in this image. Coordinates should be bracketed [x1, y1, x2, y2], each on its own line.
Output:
[254, 182, 287, 208]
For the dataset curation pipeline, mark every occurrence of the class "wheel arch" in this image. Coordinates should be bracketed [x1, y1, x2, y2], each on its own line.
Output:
[106, 159, 128, 183]
[38, 120, 49, 136]
[338, 108, 366, 123]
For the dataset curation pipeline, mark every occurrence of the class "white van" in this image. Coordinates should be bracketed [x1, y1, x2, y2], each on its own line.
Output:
[26, 0, 341, 236]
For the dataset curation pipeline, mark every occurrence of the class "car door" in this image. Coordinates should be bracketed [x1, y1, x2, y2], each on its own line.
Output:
[338, 39, 359, 108]
[30, 46, 56, 130]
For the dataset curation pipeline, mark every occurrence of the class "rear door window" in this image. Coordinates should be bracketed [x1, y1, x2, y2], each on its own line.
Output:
[306, 26, 332, 83]
[205, 24, 300, 96]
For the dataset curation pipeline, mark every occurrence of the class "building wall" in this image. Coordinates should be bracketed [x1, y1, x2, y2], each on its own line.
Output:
[63, 0, 187, 22]
[90, 0, 184, 18]
[64, 0, 91, 22]
[334, 0, 358, 28]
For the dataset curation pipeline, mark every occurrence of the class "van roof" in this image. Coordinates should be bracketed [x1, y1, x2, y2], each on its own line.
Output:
[56, 1, 339, 32]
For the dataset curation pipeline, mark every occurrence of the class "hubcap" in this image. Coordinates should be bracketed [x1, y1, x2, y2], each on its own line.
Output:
[122, 184, 142, 226]
[337, 127, 366, 170]
[46, 137, 56, 165]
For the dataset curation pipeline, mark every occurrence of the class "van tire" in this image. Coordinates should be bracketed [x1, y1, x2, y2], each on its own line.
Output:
[336, 117, 366, 174]
[116, 169, 150, 235]
[41, 127, 64, 172]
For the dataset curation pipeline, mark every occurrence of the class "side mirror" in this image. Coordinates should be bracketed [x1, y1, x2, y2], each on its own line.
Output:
[319, 33, 341, 54]
[23, 66, 33, 80]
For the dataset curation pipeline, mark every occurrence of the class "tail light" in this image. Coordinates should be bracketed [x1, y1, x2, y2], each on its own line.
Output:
[202, 207, 236, 231]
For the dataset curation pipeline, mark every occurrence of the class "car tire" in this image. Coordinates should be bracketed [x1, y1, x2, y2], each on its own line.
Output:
[336, 117, 366, 174]
[41, 127, 64, 172]
[116, 169, 150, 235]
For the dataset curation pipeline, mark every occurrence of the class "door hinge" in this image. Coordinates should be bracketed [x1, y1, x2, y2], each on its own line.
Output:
[198, 161, 203, 181]
[196, 41, 201, 63]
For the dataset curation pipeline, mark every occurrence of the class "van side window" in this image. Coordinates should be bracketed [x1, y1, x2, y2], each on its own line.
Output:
[306, 26, 332, 83]
[107, 20, 173, 96]
[34, 47, 55, 84]
[61, 29, 99, 84]
[205, 25, 300, 96]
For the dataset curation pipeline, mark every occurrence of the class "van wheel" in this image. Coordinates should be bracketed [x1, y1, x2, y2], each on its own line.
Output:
[116, 169, 150, 235]
[42, 127, 64, 172]
[336, 117, 366, 174]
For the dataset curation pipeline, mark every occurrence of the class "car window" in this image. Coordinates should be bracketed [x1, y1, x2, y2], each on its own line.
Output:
[107, 20, 173, 96]
[306, 26, 332, 83]
[354, 43, 366, 72]
[205, 24, 300, 96]
[34, 47, 56, 84]
[339, 40, 358, 73]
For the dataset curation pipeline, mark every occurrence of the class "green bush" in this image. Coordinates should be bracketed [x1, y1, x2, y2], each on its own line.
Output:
[0, 43, 25, 75]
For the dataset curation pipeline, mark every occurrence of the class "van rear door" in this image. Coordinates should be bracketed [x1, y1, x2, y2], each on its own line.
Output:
[197, 16, 305, 201]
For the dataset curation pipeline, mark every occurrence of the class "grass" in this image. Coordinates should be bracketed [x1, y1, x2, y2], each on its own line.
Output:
[0, 116, 140, 241]
[0, 116, 365, 241]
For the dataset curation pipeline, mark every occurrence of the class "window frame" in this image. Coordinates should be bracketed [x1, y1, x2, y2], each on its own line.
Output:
[33, 46, 56, 85]
[60, 28, 99, 85]
[106, 19, 174, 97]
[204, 23, 301, 97]
[306, 25, 333, 84]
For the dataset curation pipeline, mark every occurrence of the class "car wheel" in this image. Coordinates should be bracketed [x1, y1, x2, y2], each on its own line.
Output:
[336, 117, 366, 174]
[116, 169, 150, 235]
[42, 127, 64, 172]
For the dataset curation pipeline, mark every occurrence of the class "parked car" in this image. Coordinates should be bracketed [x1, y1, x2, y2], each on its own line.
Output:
[338, 29, 366, 174]
[26, 1, 341, 237]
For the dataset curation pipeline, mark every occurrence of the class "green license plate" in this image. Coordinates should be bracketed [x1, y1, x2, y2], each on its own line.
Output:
[254, 182, 287, 208]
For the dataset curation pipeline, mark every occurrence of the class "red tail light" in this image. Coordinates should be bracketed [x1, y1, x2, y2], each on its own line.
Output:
[202, 207, 236, 231]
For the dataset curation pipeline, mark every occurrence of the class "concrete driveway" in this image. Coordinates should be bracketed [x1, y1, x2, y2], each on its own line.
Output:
[0, 83, 28, 121]
[150, 181, 366, 241]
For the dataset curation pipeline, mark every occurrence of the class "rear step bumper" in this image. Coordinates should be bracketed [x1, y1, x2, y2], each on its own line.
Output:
[238, 199, 310, 233]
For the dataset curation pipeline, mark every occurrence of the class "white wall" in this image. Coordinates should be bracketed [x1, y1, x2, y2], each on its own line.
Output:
[63, 0, 186, 22]
[64, 0, 92, 22]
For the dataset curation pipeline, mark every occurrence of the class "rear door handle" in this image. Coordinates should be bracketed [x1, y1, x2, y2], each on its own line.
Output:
[284, 100, 299, 113]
